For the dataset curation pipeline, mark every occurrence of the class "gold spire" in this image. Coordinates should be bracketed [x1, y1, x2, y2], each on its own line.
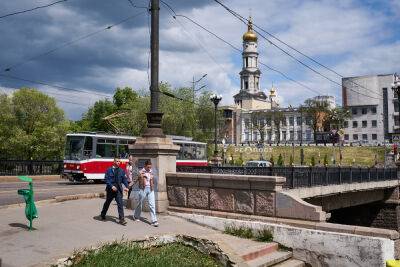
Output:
[242, 16, 258, 42]
[270, 83, 277, 97]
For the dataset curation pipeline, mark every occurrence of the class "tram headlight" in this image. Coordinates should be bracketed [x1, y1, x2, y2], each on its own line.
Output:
[63, 164, 67, 169]
[76, 165, 80, 170]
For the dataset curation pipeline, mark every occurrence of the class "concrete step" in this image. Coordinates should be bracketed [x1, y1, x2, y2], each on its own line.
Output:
[239, 242, 279, 261]
[272, 259, 306, 267]
[246, 251, 293, 267]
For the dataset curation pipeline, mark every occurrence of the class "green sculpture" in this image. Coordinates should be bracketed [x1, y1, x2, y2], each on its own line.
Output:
[17, 176, 38, 230]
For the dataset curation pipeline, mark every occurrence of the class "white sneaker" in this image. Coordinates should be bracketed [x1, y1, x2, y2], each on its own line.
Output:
[151, 221, 159, 227]
[132, 216, 140, 221]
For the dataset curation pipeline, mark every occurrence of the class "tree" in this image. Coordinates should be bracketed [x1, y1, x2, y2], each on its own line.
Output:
[326, 107, 351, 130]
[113, 87, 138, 108]
[277, 154, 284, 166]
[0, 88, 69, 160]
[323, 154, 329, 166]
[250, 111, 268, 144]
[310, 156, 316, 166]
[301, 99, 330, 143]
[80, 99, 116, 132]
[271, 109, 285, 144]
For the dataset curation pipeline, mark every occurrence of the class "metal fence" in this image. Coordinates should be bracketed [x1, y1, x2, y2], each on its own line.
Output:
[0, 160, 63, 176]
[176, 166, 399, 189]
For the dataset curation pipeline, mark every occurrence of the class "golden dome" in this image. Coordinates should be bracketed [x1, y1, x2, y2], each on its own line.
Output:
[242, 16, 257, 42]
[270, 86, 277, 97]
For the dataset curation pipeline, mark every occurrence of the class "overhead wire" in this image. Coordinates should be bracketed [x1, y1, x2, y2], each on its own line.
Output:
[212, 0, 384, 100]
[0, 0, 68, 20]
[3, 11, 147, 72]
[159, 1, 322, 96]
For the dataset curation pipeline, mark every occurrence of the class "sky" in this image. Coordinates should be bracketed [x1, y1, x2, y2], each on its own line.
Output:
[0, 0, 399, 120]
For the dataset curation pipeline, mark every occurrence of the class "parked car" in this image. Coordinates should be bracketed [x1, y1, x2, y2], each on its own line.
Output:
[245, 160, 272, 167]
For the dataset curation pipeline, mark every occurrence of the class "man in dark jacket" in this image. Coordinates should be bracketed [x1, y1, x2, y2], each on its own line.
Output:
[100, 157, 129, 225]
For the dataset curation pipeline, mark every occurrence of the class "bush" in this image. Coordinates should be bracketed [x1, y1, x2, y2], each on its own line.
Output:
[270, 155, 275, 166]
[277, 154, 284, 166]
[310, 156, 316, 166]
[323, 154, 328, 166]
[254, 228, 273, 242]
[289, 155, 294, 166]
[224, 224, 253, 239]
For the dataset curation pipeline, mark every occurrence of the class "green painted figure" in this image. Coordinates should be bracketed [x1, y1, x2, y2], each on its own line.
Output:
[17, 176, 38, 230]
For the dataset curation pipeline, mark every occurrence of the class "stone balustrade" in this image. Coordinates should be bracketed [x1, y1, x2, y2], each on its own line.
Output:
[166, 172, 327, 221]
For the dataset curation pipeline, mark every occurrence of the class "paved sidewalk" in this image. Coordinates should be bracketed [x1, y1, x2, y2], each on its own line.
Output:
[0, 198, 219, 267]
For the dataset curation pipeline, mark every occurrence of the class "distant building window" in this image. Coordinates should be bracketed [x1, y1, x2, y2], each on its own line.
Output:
[344, 134, 349, 140]
[282, 131, 287, 140]
[244, 81, 248, 89]
[372, 134, 377, 140]
[395, 101, 399, 112]
[289, 130, 294, 140]
[306, 130, 311, 140]
[362, 121, 367, 128]
[305, 117, 312, 126]
[353, 134, 358, 140]
[395, 115, 400, 126]
[343, 121, 348, 128]
[296, 117, 302, 125]
[297, 130, 302, 141]
[282, 118, 287, 126]
[372, 120, 377, 127]
[362, 108, 368, 114]
[353, 121, 358, 128]
[371, 107, 377, 114]
[289, 117, 294, 126]
[352, 108, 357, 115]
[362, 134, 368, 140]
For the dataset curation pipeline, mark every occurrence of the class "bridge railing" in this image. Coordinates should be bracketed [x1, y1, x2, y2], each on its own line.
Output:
[0, 160, 63, 176]
[176, 166, 399, 189]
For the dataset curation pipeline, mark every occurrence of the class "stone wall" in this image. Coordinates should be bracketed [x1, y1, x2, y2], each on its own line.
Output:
[167, 172, 327, 221]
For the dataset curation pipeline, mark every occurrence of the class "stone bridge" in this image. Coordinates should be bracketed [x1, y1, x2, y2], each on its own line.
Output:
[168, 166, 399, 228]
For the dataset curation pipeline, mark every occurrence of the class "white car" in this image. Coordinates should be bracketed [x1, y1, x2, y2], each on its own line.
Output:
[245, 160, 272, 167]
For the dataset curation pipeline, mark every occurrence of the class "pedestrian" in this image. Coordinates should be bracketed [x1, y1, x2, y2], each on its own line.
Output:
[100, 157, 129, 225]
[125, 155, 139, 199]
[133, 160, 158, 227]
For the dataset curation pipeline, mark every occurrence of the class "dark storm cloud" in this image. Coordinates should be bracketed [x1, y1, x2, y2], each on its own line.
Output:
[0, 0, 210, 96]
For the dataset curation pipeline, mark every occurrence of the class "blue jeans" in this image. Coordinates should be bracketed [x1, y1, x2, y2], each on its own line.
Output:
[134, 187, 157, 223]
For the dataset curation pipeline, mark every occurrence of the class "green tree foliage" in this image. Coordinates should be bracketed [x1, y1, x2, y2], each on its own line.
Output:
[0, 88, 69, 159]
[289, 155, 294, 166]
[326, 107, 351, 130]
[310, 156, 316, 166]
[277, 154, 284, 166]
[269, 155, 275, 166]
[300, 99, 330, 141]
[323, 154, 329, 166]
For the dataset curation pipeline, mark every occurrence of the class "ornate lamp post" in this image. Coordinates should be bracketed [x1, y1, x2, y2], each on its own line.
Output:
[392, 73, 400, 162]
[210, 94, 222, 165]
[392, 73, 400, 134]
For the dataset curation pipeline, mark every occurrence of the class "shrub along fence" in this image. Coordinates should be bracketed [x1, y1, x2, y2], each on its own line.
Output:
[0, 160, 63, 176]
[176, 165, 399, 189]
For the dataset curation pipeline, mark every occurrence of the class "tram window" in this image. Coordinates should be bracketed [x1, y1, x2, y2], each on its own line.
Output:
[96, 143, 117, 158]
[178, 144, 185, 160]
[197, 145, 206, 160]
[184, 144, 196, 160]
[118, 144, 129, 158]
[83, 137, 93, 159]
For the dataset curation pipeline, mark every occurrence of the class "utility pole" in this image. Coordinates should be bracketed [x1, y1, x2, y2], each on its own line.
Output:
[143, 0, 164, 137]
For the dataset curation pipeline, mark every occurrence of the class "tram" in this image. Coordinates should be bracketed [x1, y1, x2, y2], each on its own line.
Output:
[62, 132, 207, 182]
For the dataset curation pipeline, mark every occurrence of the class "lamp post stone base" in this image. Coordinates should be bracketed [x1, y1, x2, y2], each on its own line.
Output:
[210, 155, 222, 166]
[130, 136, 180, 213]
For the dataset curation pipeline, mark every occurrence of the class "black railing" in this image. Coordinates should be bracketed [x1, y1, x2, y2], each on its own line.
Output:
[0, 160, 63, 176]
[176, 166, 399, 189]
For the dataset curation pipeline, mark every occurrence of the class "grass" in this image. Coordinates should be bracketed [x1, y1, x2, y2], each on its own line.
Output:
[67, 241, 222, 267]
[224, 225, 273, 243]
[223, 145, 389, 167]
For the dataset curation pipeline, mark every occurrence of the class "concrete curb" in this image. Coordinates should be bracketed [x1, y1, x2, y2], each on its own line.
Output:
[0, 175, 60, 183]
[0, 192, 105, 209]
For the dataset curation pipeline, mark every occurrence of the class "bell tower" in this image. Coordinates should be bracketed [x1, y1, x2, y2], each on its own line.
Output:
[234, 16, 270, 110]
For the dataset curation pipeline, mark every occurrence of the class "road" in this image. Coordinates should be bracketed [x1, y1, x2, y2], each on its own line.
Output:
[0, 180, 105, 206]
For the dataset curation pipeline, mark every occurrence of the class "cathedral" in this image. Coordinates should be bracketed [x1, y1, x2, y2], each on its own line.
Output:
[222, 17, 335, 145]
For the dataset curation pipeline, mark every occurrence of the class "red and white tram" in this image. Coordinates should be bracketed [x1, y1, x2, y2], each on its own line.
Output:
[62, 132, 207, 182]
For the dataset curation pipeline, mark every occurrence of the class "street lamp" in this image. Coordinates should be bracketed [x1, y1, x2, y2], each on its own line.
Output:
[392, 73, 400, 134]
[210, 94, 222, 163]
[221, 138, 226, 166]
